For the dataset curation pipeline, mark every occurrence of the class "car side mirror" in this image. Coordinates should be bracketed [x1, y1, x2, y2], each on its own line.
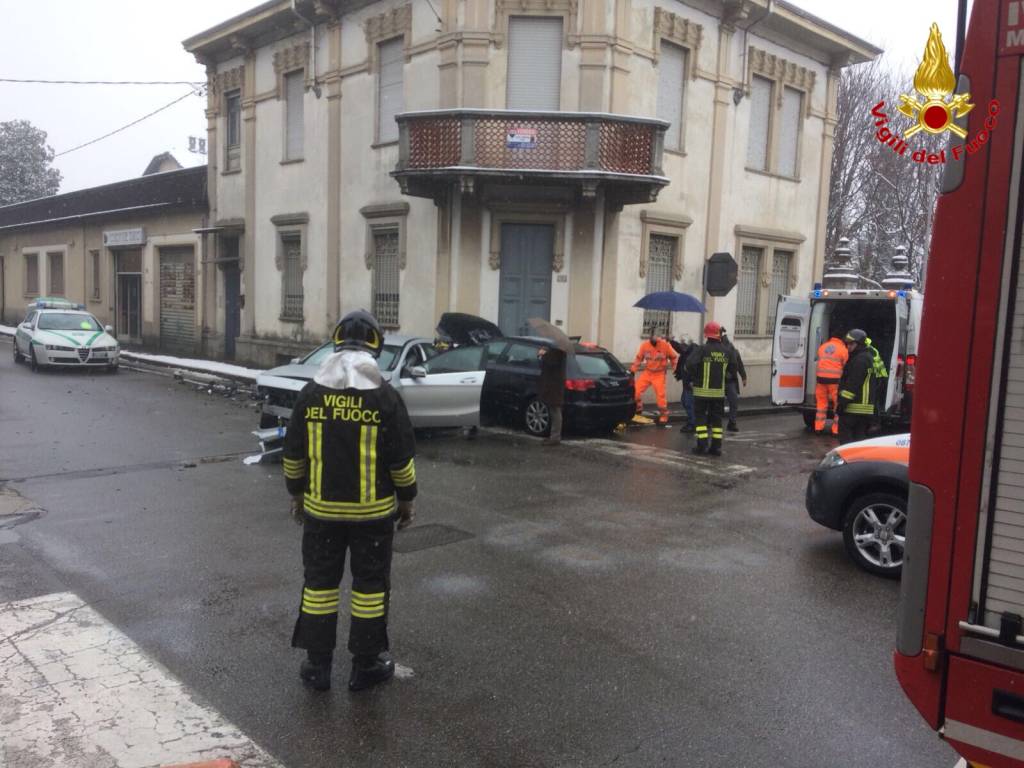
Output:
[104, 325, 114, 334]
[408, 365, 427, 379]
[290, 357, 301, 364]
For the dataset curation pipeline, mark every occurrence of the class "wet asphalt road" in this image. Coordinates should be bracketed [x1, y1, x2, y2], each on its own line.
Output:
[0, 337, 955, 768]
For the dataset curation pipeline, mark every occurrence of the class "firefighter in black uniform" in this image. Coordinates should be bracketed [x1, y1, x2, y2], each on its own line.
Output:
[837, 328, 876, 445]
[685, 321, 736, 457]
[283, 309, 418, 692]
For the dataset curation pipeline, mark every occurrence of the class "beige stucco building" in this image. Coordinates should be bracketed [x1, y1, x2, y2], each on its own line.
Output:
[185, 0, 878, 393]
[0, 168, 208, 354]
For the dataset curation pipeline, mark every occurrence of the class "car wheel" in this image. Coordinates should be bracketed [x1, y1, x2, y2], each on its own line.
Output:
[12, 340, 21, 364]
[29, 346, 39, 372]
[842, 491, 907, 578]
[107, 364, 119, 374]
[523, 398, 551, 437]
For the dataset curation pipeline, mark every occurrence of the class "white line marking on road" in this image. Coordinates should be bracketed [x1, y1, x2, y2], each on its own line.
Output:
[0, 591, 282, 768]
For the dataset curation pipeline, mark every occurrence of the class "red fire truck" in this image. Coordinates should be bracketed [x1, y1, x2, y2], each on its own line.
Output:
[896, 1, 1024, 765]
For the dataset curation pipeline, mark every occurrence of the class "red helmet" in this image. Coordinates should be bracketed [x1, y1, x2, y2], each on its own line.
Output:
[703, 321, 722, 340]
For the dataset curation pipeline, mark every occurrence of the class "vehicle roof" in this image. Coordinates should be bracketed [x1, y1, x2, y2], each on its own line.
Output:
[35, 309, 94, 316]
[504, 335, 611, 354]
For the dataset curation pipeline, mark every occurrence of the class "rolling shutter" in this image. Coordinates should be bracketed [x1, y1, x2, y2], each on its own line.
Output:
[983, 260, 1024, 628]
[506, 16, 563, 111]
[746, 75, 772, 171]
[159, 247, 196, 355]
[657, 42, 686, 150]
[378, 38, 404, 144]
[778, 86, 802, 177]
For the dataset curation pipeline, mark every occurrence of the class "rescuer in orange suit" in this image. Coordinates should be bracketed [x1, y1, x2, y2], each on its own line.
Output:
[814, 332, 849, 435]
[631, 331, 679, 426]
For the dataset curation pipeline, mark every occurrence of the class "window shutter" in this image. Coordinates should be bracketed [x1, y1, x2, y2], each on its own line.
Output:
[746, 75, 772, 171]
[285, 70, 305, 160]
[48, 252, 64, 295]
[767, 251, 792, 330]
[642, 235, 675, 337]
[506, 16, 563, 110]
[378, 38, 404, 144]
[777, 87, 802, 177]
[735, 247, 762, 335]
[657, 42, 686, 150]
[25, 254, 39, 294]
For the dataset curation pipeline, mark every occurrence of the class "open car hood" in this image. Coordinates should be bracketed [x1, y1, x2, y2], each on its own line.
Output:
[435, 313, 503, 346]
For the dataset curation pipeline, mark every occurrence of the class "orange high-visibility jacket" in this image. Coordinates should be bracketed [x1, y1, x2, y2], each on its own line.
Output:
[816, 337, 848, 381]
[631, 339, 679, 374]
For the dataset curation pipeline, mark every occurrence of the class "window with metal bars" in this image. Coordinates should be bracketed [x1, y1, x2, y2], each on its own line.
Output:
[90, 250, 101, 300]
[24, 253, 38, 295]
[280, 233, 303, 320]
[642, 234, 675, 337]
[372, 229, 401, 329]
[735, 247, 762, 336]
[48, 251, 64, 295]
[766, 251, 792, 331]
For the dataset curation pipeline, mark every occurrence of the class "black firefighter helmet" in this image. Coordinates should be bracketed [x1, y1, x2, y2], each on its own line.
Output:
[332, 309, 384, 357]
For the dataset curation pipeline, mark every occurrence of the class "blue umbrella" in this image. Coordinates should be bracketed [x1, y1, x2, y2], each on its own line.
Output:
[633, 290, 705, 313]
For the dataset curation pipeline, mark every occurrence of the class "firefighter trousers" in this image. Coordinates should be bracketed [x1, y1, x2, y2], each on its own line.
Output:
[839, 413, 872, 445]
[635, 370, 669, 423]
[693, 397, 725, 453]
[814, 381, 840, 434]
[292, 516, 395, 658]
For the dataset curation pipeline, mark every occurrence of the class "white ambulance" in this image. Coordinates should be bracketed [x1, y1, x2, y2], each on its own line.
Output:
[770, 287, 924, 429]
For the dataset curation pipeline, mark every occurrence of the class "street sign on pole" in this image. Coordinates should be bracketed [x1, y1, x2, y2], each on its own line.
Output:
[705, 252, 738, 297]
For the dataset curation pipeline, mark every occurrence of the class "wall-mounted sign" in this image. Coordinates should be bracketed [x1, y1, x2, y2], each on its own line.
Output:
[506, 127, 538, 149]
[103, 228, 145, 247]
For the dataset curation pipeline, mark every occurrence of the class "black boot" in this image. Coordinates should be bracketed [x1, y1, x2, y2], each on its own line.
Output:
[708, 441, 722, 457]
[692, 442, 708, 455]
[348, 654, 395, 692]
[727, 422, 739, 433]
[300, 651, 333, 691]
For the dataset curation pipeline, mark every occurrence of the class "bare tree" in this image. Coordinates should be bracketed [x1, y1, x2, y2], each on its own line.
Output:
[0, 120, 61, 206]
[827, 62, 944, 287]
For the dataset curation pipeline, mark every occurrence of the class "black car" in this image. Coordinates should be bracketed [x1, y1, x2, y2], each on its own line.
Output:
[415, 334, 635, 436]
[483, 337, 634, 436]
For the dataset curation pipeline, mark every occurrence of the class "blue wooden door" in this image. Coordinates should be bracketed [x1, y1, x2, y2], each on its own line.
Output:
[498, 224, 553, 337]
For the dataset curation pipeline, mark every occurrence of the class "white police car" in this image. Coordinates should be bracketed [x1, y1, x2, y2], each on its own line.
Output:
[13, 298, 120, 372]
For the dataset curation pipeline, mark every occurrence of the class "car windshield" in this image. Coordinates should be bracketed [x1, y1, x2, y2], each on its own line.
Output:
[37, 313, 101, 332]
[571, 352, 626, 377]
[303, 342, 402, 370]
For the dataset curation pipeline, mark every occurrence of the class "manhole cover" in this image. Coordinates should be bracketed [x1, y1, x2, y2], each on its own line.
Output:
[394, 523, 474, 554]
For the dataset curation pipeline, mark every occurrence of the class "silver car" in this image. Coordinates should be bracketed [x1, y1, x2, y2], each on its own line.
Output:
[256, 334, 485, 430]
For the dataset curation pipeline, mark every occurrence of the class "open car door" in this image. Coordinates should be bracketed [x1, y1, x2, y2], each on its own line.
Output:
[771, 295, 811, 405]
[398, 344, 486, 428]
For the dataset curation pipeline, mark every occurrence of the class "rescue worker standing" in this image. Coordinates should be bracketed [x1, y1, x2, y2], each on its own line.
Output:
[284, 310, 418, 692]
[631, 331, 679, 427]
[838, 328, 876, 444]
[685, 322, 736, 456]
[814, 332, 848, 435]
[719, 328, 747, 432]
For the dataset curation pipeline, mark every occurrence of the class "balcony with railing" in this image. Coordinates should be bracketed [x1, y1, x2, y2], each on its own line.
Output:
[393, 110, 670, 208]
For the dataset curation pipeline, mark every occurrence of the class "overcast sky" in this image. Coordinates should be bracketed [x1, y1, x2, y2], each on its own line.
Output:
[0, 0, 968, 194]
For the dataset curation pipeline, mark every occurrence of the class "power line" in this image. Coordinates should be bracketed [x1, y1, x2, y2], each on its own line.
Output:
[1, 77, 205, 86]
[55, 91, 198, 158]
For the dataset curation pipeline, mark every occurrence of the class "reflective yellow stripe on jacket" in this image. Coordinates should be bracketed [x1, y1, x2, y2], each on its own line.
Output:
[389, 458, 416, 488]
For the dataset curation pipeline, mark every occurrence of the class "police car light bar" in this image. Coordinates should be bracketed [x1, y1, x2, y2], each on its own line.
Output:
[29, 298, 85, 310]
